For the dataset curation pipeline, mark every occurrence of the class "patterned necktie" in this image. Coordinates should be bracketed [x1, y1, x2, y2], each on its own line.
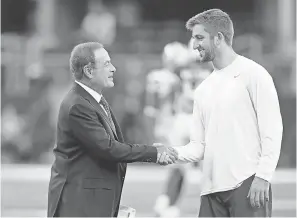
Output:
[100, 96, 116, 133]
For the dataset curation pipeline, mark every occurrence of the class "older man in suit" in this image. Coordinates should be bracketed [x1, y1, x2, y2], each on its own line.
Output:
[47, 42, 177, 217]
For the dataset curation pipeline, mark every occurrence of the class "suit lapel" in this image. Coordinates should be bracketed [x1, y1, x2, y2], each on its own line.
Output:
[73, 84, 118, 139]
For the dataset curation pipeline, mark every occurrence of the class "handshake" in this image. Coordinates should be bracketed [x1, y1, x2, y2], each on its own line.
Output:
[153, 143, 178, 165]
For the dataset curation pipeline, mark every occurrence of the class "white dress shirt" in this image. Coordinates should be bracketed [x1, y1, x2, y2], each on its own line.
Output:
[174, 55, 283, 195]
[75, 81, 108, 115]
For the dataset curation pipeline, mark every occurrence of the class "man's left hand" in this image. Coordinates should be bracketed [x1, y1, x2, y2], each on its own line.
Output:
[247, 176, 270, 208]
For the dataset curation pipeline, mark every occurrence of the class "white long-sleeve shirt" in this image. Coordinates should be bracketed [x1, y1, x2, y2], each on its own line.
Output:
[174, 55, 283, 195]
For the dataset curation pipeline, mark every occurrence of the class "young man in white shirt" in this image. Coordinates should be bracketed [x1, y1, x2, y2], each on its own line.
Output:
[165, 9, 283, 217]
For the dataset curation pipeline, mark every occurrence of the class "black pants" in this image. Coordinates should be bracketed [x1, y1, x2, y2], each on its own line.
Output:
[199, 175, 272, 217]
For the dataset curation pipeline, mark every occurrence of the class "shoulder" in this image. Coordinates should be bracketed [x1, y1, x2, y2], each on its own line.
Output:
[239, 56, 272, 81]
[61, 89, 94, 114]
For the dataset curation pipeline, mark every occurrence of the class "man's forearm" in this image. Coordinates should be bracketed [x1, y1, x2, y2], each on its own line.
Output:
[173, 141, 205, 163]
[255, 130, 283, 182]
[253, 68, 283, 182]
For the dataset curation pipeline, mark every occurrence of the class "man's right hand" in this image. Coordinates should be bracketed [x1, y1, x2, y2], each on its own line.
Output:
[153, 143, 178, 165]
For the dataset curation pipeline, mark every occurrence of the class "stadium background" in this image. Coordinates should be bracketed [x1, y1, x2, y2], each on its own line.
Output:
[1, 0, 296, 217]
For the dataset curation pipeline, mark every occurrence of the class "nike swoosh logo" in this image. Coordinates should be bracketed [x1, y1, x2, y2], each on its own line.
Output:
[234, 74, 240, 78]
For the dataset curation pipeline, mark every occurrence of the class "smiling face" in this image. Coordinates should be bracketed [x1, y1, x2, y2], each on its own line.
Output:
[191, 24, 216, 63]
[91, 48, 116, 89]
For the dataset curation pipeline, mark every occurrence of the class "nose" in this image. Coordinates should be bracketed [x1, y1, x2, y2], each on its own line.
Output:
[193, 40, 200, 50]
[111, 64, 116, 72]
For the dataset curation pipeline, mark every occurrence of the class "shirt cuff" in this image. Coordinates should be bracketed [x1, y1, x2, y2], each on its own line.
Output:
[255, 170, 273, 182]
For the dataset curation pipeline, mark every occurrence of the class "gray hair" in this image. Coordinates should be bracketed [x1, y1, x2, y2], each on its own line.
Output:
[186, 9, 234, 46]
[69, 42, 104, 80]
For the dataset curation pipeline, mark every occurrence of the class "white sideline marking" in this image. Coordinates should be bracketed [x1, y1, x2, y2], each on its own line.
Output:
[1, 164, 296, 184]
[273, 199, 297, 210]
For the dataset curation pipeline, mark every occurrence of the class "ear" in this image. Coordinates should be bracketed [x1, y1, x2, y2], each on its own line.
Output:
[83, 64, 93, 79]
[217, 32, 224, 44]
[214, 32, 223, 47]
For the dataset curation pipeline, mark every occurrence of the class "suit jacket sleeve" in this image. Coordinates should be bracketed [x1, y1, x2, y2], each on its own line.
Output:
[69, 102, 157, 163]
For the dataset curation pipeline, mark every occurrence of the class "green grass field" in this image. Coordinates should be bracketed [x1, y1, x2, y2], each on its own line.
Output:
[1, 164, 296, 217]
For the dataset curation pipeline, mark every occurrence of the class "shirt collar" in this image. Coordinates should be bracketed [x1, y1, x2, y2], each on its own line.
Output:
[75, 80, 102, 103]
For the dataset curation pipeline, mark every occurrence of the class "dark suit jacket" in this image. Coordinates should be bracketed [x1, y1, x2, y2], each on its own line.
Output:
[47, 83, 157, 217]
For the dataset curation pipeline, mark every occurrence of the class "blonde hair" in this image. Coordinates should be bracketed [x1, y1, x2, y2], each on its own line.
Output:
[186, 9, 234, 46]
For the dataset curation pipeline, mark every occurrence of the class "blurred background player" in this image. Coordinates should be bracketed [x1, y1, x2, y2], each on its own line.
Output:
[144, 42, 187, 216]
[150, 40, 212, 217]
[144, 42, 187, 144]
